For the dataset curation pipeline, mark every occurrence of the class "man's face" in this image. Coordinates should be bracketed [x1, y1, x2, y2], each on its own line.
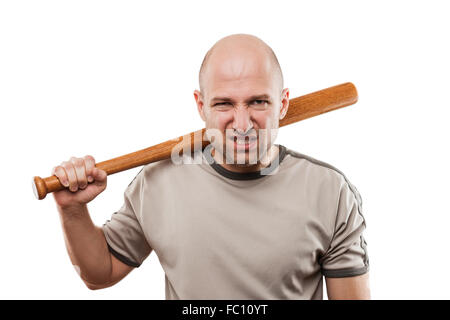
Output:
[195, 49, 289, 166]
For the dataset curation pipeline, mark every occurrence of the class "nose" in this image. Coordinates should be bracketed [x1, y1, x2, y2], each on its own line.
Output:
[232, 106, 253, 134]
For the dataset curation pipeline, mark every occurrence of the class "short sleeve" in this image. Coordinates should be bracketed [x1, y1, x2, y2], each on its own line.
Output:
[102, 168, 152, 267]
[320, 179, 369, 278]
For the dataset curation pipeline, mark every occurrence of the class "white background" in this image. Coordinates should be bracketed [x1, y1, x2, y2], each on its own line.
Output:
[1, 0, 449, 299]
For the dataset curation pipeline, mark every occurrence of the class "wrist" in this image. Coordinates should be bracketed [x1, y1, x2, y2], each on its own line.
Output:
[57, 203, 89, 219]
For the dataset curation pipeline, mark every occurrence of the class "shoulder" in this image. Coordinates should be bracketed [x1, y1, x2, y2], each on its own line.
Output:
[282, 145, 364, 220]
[129, 153, 196, 187]
[282, 146, 361, 198]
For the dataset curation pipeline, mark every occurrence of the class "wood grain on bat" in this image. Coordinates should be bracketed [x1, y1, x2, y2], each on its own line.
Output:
[32, 82, 358, 200]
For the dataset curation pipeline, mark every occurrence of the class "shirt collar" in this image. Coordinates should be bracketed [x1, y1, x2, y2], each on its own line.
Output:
[202, 144, 287, 180]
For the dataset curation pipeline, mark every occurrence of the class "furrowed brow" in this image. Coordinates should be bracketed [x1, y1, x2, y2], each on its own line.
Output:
[210, 94, 271, 104]
[245, 94, 271, 102]
[211, 97, 234, 103]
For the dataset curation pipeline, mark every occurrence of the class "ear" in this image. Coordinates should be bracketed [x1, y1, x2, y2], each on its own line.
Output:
[279, 88, 289, 120]
[194, 89, 207, 122]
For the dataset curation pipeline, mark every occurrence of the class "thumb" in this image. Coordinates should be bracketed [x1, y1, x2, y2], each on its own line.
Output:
[92, 167, 107, 184]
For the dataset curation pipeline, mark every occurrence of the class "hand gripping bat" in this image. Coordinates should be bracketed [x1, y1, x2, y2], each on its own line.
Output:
[32, 82, 358, 200]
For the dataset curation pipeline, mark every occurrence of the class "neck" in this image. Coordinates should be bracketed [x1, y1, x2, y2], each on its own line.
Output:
[211, 144, 280, 173]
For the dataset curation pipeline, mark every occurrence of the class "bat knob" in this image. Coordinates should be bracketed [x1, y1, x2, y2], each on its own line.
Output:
[32, 176, 47, 200]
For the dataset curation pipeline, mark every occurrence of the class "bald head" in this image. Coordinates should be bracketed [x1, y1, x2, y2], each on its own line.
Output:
[198, 34, 284, 93]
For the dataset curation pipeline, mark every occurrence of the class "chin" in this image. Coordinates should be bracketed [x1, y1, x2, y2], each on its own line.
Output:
[226, 150, 261, 166]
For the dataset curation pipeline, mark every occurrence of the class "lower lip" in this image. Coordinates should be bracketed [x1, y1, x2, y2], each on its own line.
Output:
[229, 138, 257, 151]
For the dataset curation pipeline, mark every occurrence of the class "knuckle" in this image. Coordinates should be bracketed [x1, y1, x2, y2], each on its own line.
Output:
[72, 158, 83, 167]
[62, 163, 74, 177]
[62, 160, 71, 167]
[84, 155, 95, 163]
[84, 156, 94, 173]
[53, 166, 62, 176]
[61, 162, 70, 170]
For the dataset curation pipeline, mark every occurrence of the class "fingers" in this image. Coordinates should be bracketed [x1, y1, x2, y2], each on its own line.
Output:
[84, 155, 95, 183]
[61, 161, 78, 192]
[53, 155, 99, 192]
[52, 165, 69, 187]
[70, 157, 88, 190]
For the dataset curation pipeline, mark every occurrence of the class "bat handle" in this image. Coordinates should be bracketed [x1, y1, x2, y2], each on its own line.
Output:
[32, 175, 64, 200]
[32, 128, 209, 200]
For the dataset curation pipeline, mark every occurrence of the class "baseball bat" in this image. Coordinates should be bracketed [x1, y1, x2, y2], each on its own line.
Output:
[32, 82, 358, 200]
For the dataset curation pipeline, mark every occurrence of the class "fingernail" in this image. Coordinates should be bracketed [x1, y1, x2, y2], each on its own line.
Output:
[88, 176, 93, 183]
[63, 180, 69, 187]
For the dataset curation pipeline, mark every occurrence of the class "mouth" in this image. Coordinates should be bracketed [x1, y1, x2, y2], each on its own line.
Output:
[228, 135, 258, 151]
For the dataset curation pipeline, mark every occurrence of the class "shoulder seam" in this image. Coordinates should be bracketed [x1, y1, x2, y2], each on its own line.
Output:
[285, 148, 348, 181]
[285, 147, 369, 268]
[284, 148, 363, 209]
[127, 167, 145, 188]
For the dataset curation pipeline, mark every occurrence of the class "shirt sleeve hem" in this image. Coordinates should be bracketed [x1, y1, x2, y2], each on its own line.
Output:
[321, 265, 369, 278]
[106, 243, 141, 268]
[102, 226, 141, 268]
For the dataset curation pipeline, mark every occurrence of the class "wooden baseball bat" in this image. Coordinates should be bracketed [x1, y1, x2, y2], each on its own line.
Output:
[32, 82, 358, 200]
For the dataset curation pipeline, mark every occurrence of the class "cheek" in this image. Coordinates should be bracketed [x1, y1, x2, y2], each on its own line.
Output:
[251, 109, 277, 129]
[206, 111, 234, 129]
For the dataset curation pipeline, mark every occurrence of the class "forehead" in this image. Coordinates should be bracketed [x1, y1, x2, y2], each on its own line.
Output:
[203, 49, 278, 99]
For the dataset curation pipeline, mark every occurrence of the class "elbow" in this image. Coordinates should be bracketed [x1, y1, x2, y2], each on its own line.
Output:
[81, 273, 114, 290]
[84, 280, 110, 290]
[77, 268, 114, 290]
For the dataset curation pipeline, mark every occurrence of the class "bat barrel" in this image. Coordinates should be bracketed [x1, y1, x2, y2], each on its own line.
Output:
[279, 82, 358, 127]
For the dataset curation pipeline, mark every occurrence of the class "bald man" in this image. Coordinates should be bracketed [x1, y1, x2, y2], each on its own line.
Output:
[51, 34, 370, 299]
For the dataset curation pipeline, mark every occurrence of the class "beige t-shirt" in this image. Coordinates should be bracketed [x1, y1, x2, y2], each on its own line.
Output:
[102, 144, 369, 299]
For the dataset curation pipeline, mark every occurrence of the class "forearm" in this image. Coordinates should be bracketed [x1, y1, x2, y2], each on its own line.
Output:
[57, 204, 112, 286]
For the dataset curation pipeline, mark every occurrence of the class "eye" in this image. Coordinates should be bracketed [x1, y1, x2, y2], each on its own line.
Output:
[212, 102, 233, 111]
[213, 101, 233, 110]
[250, 100, 269, 107]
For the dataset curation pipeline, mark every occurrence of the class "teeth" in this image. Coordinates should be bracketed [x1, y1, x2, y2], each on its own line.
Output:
[235, 139, 255, 145]
[230, 136, 257, 145]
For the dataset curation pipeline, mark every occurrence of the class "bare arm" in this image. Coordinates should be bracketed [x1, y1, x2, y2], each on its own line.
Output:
[52, 155, 134, 289]
[325, 273, 371, 300]
[58, 203, 134, 289]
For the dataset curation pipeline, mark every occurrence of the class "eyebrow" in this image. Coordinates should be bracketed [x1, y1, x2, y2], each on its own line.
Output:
[211, 94, 271, 103]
